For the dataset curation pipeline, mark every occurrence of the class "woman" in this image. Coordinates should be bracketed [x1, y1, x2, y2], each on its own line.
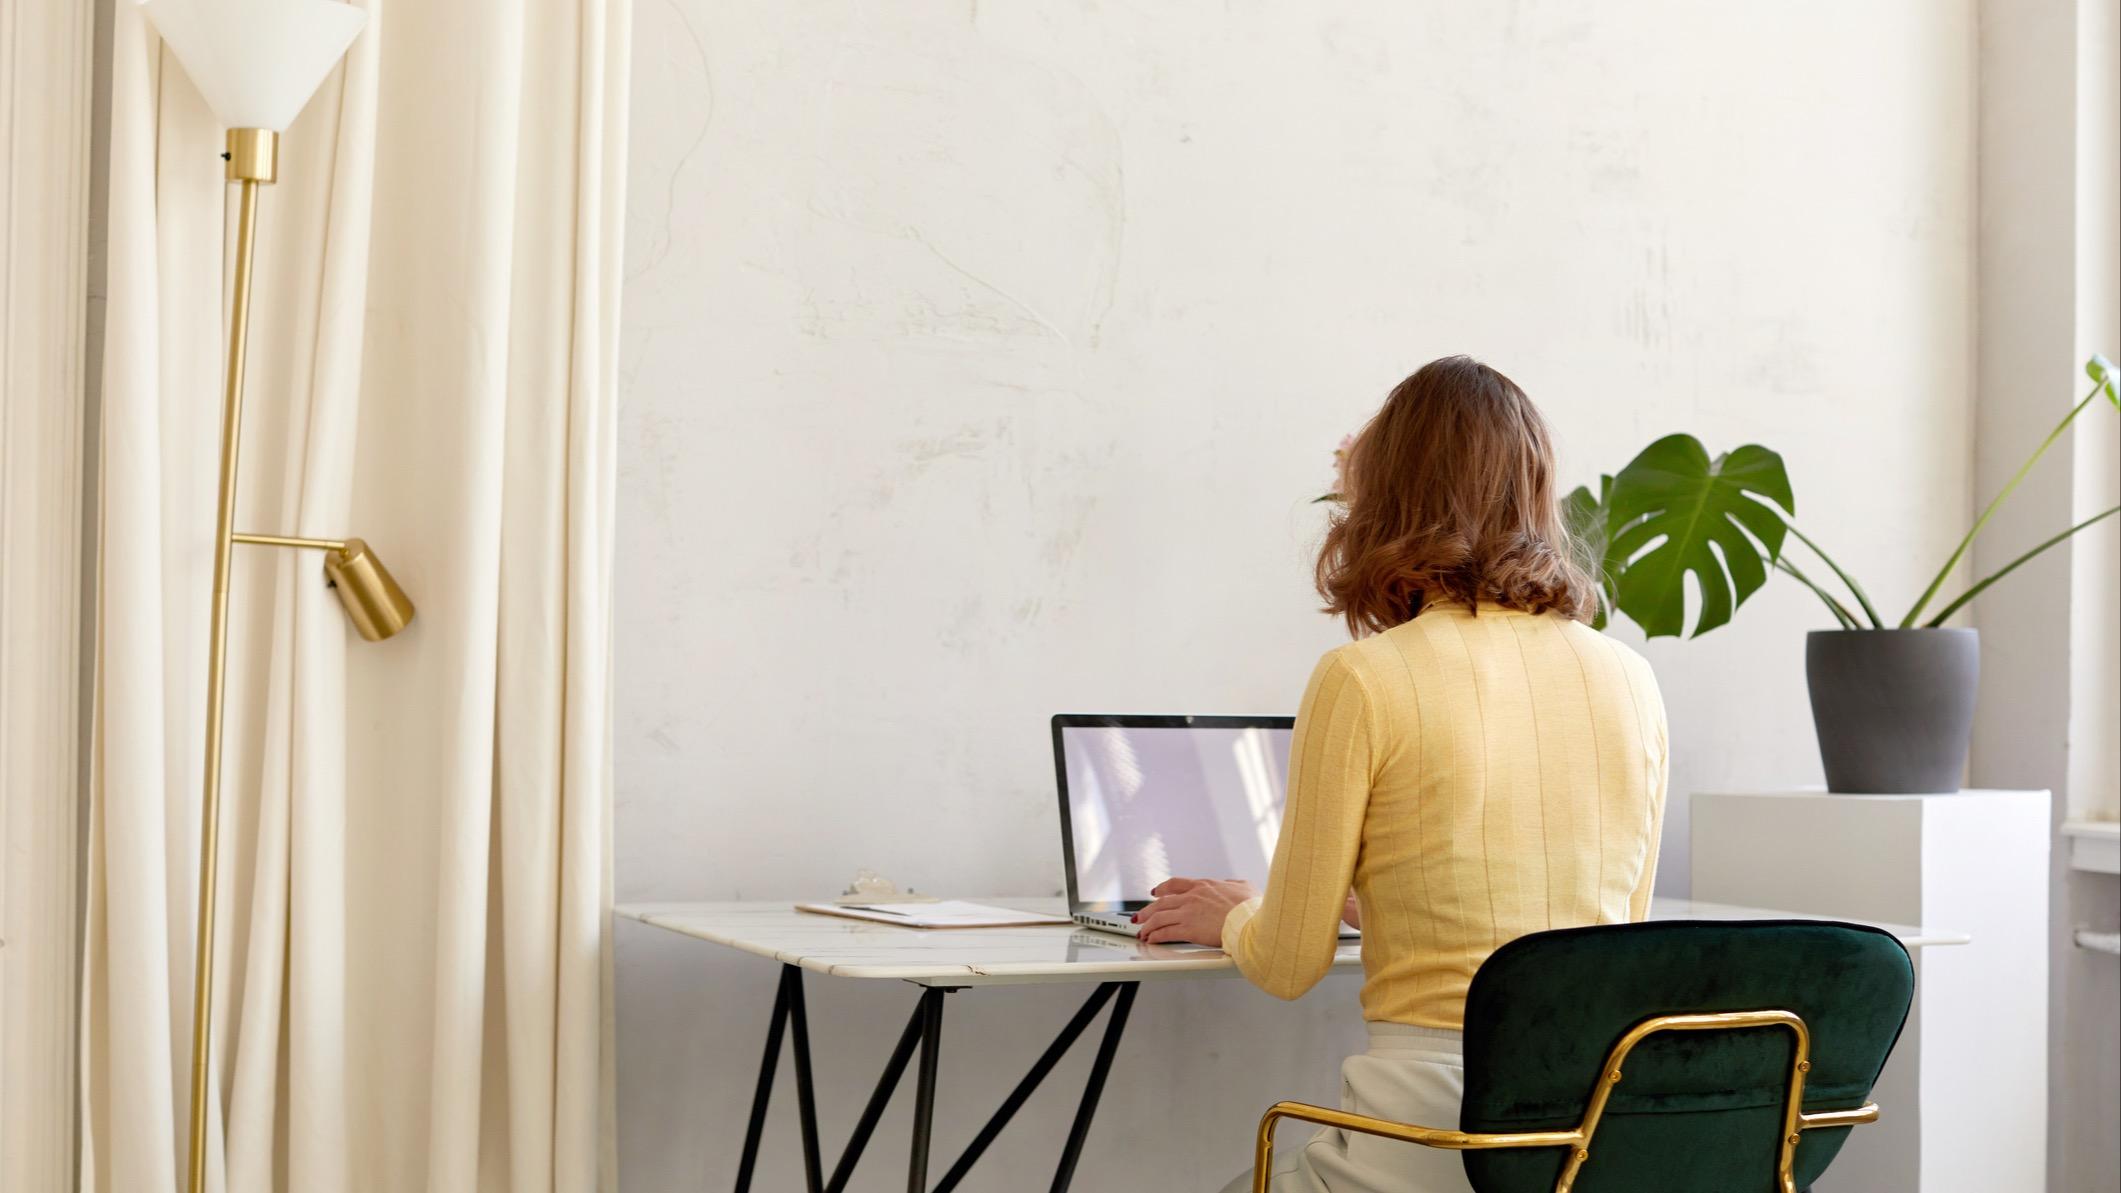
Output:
[1135, 356, 1668, 1193]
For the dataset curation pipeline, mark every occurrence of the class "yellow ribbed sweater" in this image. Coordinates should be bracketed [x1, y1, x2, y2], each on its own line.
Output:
[1222, 601, 1669, 1028]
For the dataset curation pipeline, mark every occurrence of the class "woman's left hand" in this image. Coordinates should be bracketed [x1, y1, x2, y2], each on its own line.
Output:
[1134, 878, 1257, 946]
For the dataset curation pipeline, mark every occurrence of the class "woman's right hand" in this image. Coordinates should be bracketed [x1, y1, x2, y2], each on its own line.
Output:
[1342, 893, 1361, 930]
[1135, 877, 1256, 946]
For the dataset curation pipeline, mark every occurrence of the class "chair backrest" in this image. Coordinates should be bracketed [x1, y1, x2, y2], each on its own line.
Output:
[1457, 920, 1913, 1193]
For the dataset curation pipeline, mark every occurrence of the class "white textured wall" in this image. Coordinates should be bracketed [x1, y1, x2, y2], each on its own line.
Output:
[616, 4, 1973, 1189]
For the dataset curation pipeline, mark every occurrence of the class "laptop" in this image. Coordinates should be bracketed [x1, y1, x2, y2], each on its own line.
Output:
[1053, 713, 1356, 940]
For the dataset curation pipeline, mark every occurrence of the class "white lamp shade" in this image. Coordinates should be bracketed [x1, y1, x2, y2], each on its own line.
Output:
[139, 0, 366, 131]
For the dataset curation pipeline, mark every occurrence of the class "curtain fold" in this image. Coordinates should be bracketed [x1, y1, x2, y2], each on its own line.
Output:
[81, 1, 627, 1189]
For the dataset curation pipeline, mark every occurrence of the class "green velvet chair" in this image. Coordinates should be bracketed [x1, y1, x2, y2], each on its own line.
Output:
[1253, 920, 1915, 1193]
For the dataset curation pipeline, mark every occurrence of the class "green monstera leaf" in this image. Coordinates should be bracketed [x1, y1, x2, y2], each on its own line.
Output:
[1604, 435, 1794, 639]
[1560, 475, 1615, 630]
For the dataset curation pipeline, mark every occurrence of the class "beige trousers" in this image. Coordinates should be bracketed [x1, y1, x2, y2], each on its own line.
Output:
[1222, 1024, 1477, 1193]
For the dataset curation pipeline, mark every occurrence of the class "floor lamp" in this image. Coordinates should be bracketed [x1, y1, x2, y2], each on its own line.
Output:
[134, 3, 408, 1191]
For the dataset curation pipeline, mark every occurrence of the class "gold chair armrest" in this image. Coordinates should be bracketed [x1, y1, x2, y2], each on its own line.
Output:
[1798, 1103, 1880, 1130]
[1251, 1097, 1880, 1192]
[1251, 1012, 1882, 1193]
[1253, 1101, 1584, 1193]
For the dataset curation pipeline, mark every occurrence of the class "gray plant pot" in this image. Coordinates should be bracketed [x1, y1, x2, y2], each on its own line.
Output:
[1805, 628, 1979, 794]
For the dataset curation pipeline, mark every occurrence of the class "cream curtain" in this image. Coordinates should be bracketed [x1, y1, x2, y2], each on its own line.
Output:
[80, 0, 627, 1189]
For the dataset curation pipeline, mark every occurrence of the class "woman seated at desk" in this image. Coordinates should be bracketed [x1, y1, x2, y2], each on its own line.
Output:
[1135, 356, 1669, 1193]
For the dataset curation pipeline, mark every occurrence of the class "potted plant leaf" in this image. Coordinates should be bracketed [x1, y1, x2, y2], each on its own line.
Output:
[1562, 353, 2118, 793]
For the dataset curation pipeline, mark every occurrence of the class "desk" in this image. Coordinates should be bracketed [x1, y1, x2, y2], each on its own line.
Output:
[619, 897, 1963, 1193]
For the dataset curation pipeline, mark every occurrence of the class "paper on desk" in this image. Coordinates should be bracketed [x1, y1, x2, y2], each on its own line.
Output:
[795, 900, 1071, 929]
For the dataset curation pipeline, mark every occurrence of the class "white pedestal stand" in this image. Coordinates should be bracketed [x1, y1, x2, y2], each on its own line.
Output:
[1692, 789, 2049, 1193]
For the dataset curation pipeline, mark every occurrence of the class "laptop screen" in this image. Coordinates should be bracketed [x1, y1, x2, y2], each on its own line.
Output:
[1055, 718, 1295, 910]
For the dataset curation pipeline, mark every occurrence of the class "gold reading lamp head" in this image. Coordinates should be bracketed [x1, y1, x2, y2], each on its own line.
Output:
[323, 538, 415, 641]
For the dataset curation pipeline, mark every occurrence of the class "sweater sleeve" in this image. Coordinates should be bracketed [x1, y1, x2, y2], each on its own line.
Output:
[1626, 662, 1670, 920]
[1222, 648, 1376, 1000]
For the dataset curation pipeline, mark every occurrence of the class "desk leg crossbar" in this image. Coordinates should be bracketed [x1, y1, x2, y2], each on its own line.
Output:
[732, 965, 1139, 1193]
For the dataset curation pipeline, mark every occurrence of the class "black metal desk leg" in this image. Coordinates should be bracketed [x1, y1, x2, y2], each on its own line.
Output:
[737, 974, 1132, 1193]
[784, 967, 827, 1193]
[1049, 983, 1138, 1192]
[930, 984, 1121, 1193]
[733, 969, 793, 1192]
[907, 988, 948, 1193]
[824, 1001, 928, 1193]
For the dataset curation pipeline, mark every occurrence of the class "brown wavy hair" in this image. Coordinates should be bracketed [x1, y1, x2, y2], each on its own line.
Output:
[1316, 356, 1594, 635]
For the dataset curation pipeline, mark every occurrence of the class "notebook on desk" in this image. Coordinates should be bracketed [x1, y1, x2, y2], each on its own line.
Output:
[795, 900, 1071, 929]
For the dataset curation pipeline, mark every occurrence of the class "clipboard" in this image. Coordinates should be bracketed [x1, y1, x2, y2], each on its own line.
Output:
[795, 900, 1072, 929]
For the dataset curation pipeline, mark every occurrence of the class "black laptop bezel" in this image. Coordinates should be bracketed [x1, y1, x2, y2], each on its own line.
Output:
[1051, 713, 1296, 915]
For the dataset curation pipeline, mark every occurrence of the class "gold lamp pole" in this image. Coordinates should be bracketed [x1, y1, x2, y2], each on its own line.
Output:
[137, 4, 402, 1192]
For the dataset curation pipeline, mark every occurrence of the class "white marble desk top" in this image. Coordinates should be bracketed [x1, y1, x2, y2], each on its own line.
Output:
[616, 896, 1968, 988]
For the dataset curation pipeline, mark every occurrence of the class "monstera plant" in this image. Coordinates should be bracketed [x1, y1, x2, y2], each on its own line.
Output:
[1565, 353, 2119, 640]
[1562, 353, 2119, 793]
[1561, 439, 1794, 639]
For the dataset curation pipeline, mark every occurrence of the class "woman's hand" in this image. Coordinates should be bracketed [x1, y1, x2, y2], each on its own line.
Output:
[1134, 877, 1256, 946]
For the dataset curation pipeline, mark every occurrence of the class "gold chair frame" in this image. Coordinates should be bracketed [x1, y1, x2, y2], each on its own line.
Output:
[1253, 1009, 1881, 1193]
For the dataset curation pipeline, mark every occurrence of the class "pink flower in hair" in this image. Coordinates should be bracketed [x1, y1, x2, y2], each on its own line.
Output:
[1316, 433, 1355, 504]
